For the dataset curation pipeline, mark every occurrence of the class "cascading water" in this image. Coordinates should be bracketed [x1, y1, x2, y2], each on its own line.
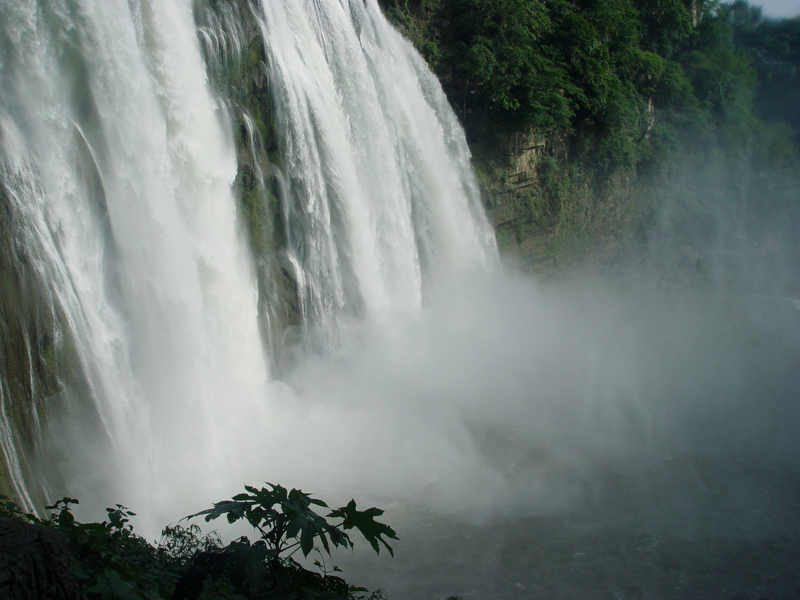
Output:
[0, 0, 496, 524]
[197, 0, 497, 343]
[0, 0, 270, 515]
[250, 0, 497, 327]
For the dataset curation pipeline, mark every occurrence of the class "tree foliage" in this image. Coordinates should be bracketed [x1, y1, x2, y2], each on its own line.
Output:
[380, 0, 800, 265]
[729, 1, 800, 139]
[381, 0, 798, 167]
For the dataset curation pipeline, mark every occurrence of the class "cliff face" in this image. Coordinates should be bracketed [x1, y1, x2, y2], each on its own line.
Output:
[474, 130, 645, 273]
[480, 131, 555, 267]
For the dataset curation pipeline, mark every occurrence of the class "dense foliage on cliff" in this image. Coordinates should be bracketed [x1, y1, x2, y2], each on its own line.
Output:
[382, 0, 790, 153]
[382, 0, 800, 267]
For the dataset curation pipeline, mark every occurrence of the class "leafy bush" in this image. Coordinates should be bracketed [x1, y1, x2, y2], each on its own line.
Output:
[0, 484, 396, 600]
[180, 483, 398, 599]
[189, 483, 396, 560]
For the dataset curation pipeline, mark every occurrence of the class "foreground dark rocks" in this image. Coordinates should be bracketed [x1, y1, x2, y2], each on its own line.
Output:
[0, 516, 82, 600]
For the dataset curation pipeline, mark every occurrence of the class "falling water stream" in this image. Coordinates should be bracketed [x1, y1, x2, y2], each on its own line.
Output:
[1, 1, 799, 598]
[0, 0, 496, 524]
[0, 0, 275, 516]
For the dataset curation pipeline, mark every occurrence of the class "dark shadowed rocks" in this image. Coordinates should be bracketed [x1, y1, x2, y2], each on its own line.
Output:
[0, 516, 82, 600]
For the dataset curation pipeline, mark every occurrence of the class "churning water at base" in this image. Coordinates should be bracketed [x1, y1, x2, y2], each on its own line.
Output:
[286, 272, 800, 598]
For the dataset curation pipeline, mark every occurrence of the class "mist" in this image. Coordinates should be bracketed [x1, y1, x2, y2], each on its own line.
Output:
[36, 85, 800, 600]
[46, 248, 800, 597]
[288, 267, 800, 598]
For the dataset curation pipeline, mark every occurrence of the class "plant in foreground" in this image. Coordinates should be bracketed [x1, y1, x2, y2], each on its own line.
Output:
[188, 482, 397, 560]
[180, 482, 397, 599]
[0, 483, 396, 600]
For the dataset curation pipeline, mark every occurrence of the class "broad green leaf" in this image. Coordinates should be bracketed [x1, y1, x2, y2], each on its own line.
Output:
[329, 501, 398, 557]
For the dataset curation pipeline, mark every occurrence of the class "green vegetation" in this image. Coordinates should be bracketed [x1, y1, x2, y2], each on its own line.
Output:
[730, 1, 800, 139]
[0, 484, 396, 600]
[383, 0, 695, 158]
[381, 0, 800, 269]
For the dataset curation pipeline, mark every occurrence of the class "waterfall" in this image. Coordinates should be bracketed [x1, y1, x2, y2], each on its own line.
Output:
[196, 0, 497, 345]
[0, 0, 496, 520]
[0, 0, 270, 514]
[250, 0, 496, 330]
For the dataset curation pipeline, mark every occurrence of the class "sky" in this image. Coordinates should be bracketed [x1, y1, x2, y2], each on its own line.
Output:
[752, 0, 800, 19]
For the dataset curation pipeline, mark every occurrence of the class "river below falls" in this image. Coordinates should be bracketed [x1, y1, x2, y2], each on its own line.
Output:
[337, 447, 800, 599]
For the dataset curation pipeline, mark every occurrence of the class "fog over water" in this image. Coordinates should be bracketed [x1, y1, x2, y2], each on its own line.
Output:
[175, 262, 800, 599]
[294, 267, 800, 598]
